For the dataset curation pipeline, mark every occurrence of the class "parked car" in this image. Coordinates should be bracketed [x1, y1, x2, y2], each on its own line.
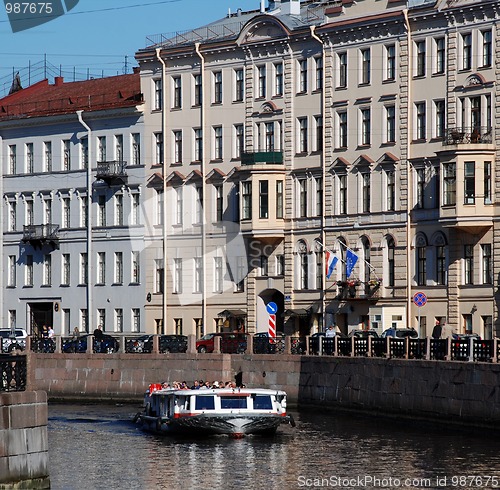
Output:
[381, 328, 418, 339]
[62, 334, 119, 353]
[0, 329, 28, 353]
[125, 335, 152, 353]
[348, 329, 379, 339]
[160, 335, 188, 353]
[452, 333, 481, 341]
[253, 332, 285, 354]
[196, 333, 248, 354]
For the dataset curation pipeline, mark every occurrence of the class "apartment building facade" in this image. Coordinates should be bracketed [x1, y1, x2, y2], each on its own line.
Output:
[0, 74, 146, 336]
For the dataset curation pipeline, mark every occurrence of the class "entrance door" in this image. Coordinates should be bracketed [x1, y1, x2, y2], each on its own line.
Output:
[29, 303, 54, 337]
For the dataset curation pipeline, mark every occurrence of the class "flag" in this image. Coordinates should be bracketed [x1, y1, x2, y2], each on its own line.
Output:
[345, 249, 358, 278]
[325, 250, 338, 279]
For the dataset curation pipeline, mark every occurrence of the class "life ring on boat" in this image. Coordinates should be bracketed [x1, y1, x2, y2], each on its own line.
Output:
[156, 417, 162, 432]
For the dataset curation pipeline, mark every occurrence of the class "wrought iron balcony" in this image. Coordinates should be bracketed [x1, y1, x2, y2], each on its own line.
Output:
[95, 160, 128, 185]
[444, 127, 493, 145]
[241, 151, 283, 165]
[22, 224, 60, 250]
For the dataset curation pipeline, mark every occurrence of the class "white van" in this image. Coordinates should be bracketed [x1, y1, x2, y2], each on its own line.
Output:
[0, 329, 28, 353]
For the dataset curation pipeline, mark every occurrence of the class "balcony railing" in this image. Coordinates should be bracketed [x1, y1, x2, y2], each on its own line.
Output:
[241, 151, 283, 165]
[0, 354, 27, 392]
[22, 224, 59, 250]
[444, 127, 493, 145]
[95, 160, 128, 185]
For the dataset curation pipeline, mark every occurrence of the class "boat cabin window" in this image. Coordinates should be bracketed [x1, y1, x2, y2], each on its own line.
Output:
[252, 395, 273, 410]
[220, 396, 247, 409]
[195, 395, 215, 410]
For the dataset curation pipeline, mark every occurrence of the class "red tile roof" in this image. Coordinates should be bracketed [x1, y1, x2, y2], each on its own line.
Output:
[0, 73, 142, 121]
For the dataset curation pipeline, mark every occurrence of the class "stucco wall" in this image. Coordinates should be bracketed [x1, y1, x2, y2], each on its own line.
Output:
[0, 391, 49, 489]
[26, 353, 500, 428]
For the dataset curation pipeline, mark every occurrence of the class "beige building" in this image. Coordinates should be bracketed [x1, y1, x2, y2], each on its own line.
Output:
[136, 0, 499, 339]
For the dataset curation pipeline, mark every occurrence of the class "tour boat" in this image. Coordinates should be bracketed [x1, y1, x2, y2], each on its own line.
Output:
[134, 384, 295, 437]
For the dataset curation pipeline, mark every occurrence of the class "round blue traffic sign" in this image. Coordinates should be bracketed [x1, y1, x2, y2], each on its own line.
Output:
[413, 292, 427, 307]
[266, 302, 278, 314]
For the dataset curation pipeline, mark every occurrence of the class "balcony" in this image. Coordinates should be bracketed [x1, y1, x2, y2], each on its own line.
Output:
[443, 127, 493, 146]
[95, 160, 128, 185]
[22, 224, 59, 250]
[241, 151, 283, 165]
[335, 280, 380, 301]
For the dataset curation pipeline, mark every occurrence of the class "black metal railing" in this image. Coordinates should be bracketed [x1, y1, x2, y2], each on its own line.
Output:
[444, 126, 493, 145]
[96, 160, 127, 178]
[0, 354, 27, 392]
[241, 151, 283, 165]
[22, 224, 59, 241]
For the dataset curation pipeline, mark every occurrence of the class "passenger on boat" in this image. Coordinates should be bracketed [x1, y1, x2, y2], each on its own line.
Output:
[191, 380, 201, 390]
[161, 382, 170, 389]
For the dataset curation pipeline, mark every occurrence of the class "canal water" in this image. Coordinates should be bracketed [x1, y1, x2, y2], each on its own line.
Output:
[48, 403, 500, 490]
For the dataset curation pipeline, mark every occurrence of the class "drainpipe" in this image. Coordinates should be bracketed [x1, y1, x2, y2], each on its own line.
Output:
[155, 48, 168, 334]
[195, 42, 207, 334]
[403, 9, 413, 333]
[310, 26, 327, 331]
[76, 110, 93, 333]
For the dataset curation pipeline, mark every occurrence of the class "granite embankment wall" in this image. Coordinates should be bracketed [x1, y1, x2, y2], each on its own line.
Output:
[0, 391, 49, 489]
[27, 353, 500, 428]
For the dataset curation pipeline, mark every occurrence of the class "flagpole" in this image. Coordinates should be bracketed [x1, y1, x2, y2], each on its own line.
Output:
[337, 241, 381, 281]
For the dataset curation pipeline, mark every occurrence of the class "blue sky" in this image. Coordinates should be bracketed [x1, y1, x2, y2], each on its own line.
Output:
[0, 0, 260, 96]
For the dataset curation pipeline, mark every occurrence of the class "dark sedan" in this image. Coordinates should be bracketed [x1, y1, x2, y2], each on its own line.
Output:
[63, 334, 119, 353]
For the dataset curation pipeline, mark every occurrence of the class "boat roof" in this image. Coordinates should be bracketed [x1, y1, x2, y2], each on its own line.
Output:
[150, 388, 286, 396]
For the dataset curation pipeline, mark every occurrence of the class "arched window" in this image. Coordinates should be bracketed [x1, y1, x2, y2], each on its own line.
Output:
[295, 240, 309, 290]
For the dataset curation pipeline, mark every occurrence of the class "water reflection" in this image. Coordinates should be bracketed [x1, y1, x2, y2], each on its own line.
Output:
[48, 404, 500, 490]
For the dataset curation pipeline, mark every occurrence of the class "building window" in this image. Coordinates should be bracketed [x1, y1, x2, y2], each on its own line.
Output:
[62, 198, 70, 228]
[97, 252, 106, 285]
[276, 180, 284, 219]
[482, 244, 492, 284]
[194, 257, 202, 293]
[43, 198, 52, 225]
[416, 242, 426, 286]
[80, 310, 88, 333]
[173, 130, 182, 163]
[156, 189, 164, 226]
[154, 132, 163, 165]
[8, 255, 16, 287]
[464, 161, 475, 204]
[339, 174, 347, 215]
[235, 124, 244, 159]
[132, 309, 140, 333]
[462, 32, 472, 70]
[81, 196, 88, 227]
[194, 74, 202, 106]
[155, 259, 164, 294]
[214, 256, 223, 292]
[97, 136, 106, 162]
[464, 244, 473, 285]
[154, 79, 162, 110]
[260, 255, 268, 277]
[63, 139, 71, 171]
[298, 117, 308, 153]
[299, 179, 307, 218]
[194, 128, 202, 162]
[115, 309, 123, 333]
[62, 309, 70, 335]
[8, 201, 16, 231]
[259, 180, 269, 219]
[299, 59, 307, 93]
[213, 71, 222, 104]
[434, 37, 445, 74]
[132, 193, 140, 225]
[235, 68, 244, 102]
[194, 186, 203, 224]
[241, 182, 252, 220]
[338, 111, 347, 148]
[436, 245, 446, 285]
[81, 137, 88, 169]
[315, 177, 323, 217]
[443, 163, 456, 206]
[26, 143, 34, 173]
[316, 249, 322, 289]
[416, 102, 426, 140]
[44, 141, 52, 172]
[131, 133, 140, 165]
[338, 51, 347, 88]
[176, 318, 184, 336]
[98, 195, 106, 227]
[386, 170, 395, 211]
[416, 168, 425, 209]
[385, 44, 395, 81]
[416, 40, 426, 77]
[9, 310, 16, 330]
[315, 116, 323, 152]
[62, 254, 70, 286]
[115, 194, 123, 226]
[275, 62, 283, 96]
[114, 252, 123, 285]
[361, 108, 371, 145]
[315, 56, 323, 90]
[173, 258, 182, 294]
[435, 100, 445, 138]
[481, 30, 492, 67]
[265, 122, 275, 152]
[387, 237, 395, 287]
[276, 254, 285, 276]
[361, 48, 370, 84]
[258, 65, 266, 98]
[115, 134, 123, 162]
[132, 251, 140, 284]
[43, 255, 51, 286]
[386, 105, 396, 143]
[175, 187, 182, 225]
[214, 126, 223, 160]
[215, 184, 223, 222]
[235, 256, 245, 292]
[26, 255, 33, 287]
[173, 76, 181, 109]
[362, 172, 371, 213]
[26, 200, 34, 226]
[299, 248, 308, 290]
[484, 161, 492, 204]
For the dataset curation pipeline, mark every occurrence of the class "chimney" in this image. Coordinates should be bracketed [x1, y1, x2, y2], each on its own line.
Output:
[54, 76, 64, 86]
[281, 0, 300, 16]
